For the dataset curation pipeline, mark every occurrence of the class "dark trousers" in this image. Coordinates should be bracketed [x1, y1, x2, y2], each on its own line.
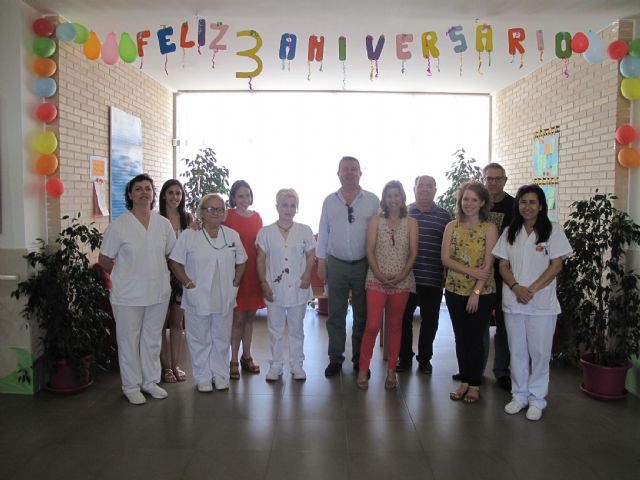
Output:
[445, 290, 495, 387]
[399, 285, 444, 365]
[481, 278, 511, 379]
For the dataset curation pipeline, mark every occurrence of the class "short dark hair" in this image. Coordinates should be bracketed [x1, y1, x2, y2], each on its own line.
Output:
[229, 180, 254, 208]
[159, 179, 188, 230]
[338, 156, 360, 170]
[125, 173, 156, 210]
[483, 162, 506, 176]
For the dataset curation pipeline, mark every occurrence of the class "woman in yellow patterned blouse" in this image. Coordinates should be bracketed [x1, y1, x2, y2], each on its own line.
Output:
[441, 181, 498, 404]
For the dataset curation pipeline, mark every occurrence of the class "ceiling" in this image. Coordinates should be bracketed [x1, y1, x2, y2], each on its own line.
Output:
[26, 0, 640, 94]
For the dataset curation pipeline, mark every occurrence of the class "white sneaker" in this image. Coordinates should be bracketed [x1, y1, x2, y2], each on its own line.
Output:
[265, 368, 282, 382]
[197, 382, 213, 392]
[291, 367, 307, 381]
[124, 390, 146, 405]
[214, 378, 230, 391]
[504, 400, 526, 415]
[526, 405, 543, 421]
[142, 384, 168, 399]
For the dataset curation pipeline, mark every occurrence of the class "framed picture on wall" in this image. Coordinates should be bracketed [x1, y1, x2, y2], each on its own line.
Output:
[109, 107, 143, 220]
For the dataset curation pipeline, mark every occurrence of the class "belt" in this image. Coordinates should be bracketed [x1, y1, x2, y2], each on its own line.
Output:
[330, 255, 366, 265]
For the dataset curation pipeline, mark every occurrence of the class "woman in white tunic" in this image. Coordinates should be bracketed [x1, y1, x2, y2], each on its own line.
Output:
[99, 174, 176, 405]
[256, 188, 316, 382]
[492, 184, 572, 421]
[169, 194, 247, 392]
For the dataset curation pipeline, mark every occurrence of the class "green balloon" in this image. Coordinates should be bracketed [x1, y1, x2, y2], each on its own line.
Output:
[119, 32, 138, 63]
[32, 37, 56, 57]
[621, 78, 640, 101]
[629, 38, 640, 58]
[73, 23, 89, 44]
[33, 131, 58, 155]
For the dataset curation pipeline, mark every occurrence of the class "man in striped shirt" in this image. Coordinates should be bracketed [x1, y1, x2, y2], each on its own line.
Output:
[397, 175, 451, 374]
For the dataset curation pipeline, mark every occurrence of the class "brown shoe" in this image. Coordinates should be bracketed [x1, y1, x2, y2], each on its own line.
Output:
[240, 356, 260, 374]
[230, 361, 240, 380]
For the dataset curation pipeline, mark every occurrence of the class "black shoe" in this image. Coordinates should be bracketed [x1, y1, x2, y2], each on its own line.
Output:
[353, 363, 371, 379]
[395, 360, 411, 372]
[325, 362, 342, 377]
[496, 375, 512, 391]
[451, 372, 462, 381]
[418, 361, 433, 375]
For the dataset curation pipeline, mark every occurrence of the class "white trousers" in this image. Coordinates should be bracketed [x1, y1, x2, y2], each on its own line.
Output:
[504, 313, 557, 409]
[111, 301, 169, 394]
[184, 308, 233, 384]
[267, 303, 307, 372]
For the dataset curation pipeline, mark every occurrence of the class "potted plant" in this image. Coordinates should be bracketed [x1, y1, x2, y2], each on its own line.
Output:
[437, 148, 482, 217]
[11, 214, 114, 393]
[180, 147, 230, 214]
[558, 192, 640, 399]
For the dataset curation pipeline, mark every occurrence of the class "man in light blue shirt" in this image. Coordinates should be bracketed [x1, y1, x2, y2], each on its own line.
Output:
[317, 156, 379, 376]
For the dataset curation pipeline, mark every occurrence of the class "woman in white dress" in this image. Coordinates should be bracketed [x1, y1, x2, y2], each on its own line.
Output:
[256, 188, 316, 382]
[169, 194, 247, 392]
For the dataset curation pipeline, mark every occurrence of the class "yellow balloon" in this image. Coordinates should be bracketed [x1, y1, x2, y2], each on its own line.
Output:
[33, 131, 58, 155]
[621, 78, 640, 101]
[83, 31, 102, 61]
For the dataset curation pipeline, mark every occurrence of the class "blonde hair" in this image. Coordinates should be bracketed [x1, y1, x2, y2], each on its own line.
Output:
[275, 188, 299, 210]
[197, 193, 226, 220]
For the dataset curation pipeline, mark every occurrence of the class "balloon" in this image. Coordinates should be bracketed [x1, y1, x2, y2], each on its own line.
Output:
[555, 32, 572, 59]
[620, 55, 640, 78]
[83, 31, 101, 60]
[621, 78, 640, 101]
[33, 131, 58, 155]
[35, 153, 59, 176]
[630, 38, 640, 58]
[366, 34, 385, 61]
[31, 57, 57, 77]
[616, 124, 637, 145]
[32, 37, 56, 57]
[33, 78, 57, 97]
[119, 32, 137, 63]
[338, 36, 346, 61]
[102, 32, 119, 65]
[571, 32, 589, 53]
[618, 147, 640, 169]
[35, 103, 58, 123]
[32, 18, 55, 37]
[582, 31, 605, 64]
[73, 23, 89, 44]
[45, 178, 64, 197]
[56, 22, 76, 42]
[607, 40, 628, 60]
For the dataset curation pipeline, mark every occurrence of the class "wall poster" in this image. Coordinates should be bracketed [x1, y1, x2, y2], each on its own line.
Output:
[532, 126, 560, 221]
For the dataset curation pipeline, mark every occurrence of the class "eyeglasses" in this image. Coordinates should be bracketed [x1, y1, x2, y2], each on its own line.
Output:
[482, 176, 506, 183]
[347, 205, 355, 223]
[201, 207, 225, 214]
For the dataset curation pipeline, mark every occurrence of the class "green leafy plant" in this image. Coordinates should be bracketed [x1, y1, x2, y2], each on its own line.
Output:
[437, 148, 483, 217]
[558, 192, 640, 367]
[180, 147, 230, 214]
[11, 214, 113, 377]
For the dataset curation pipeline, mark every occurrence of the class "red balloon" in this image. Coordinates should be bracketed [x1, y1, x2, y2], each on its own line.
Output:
[35, 103, 58, 123]
[616, 124, 637, 145]
[45, 178, 64, 197]
[571, 32, 589, 54]
[607, 40, 628, 60]
[32, 18, 55, 37]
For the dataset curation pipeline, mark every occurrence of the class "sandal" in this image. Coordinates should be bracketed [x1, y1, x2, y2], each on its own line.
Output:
[384, 372, 398, 390]
[173, 366, 187, 382]
[230, 361, 240, 380]
[162, 368, 177, 384]
[240, 356, 260, 374]
[356, 373, 369, 390]
[449, 383, 469, 401]
[463, 386, 480, 404]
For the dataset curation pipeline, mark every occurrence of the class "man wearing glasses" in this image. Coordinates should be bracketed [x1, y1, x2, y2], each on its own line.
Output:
[317, 156, 379, 377]
[483, 162, 515, 391]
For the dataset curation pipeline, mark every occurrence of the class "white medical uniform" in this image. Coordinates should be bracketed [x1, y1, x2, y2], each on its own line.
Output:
[492, 223, 572, 409]
[100, 211, 176, 394]
[256, 223, 315, 373]
[169, 226, 247, 385]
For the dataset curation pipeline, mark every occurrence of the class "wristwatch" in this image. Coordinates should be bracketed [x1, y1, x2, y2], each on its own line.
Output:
[473, 288, 481, 295]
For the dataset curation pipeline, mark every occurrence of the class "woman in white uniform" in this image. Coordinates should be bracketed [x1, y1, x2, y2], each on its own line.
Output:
[492, 184, 572, 421]
[99, 173, 176, 405]
[169, 194, 247, 392]
[256, 188, 315, 382]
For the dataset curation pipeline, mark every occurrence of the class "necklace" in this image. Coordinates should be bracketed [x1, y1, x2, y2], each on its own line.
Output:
[202, 227, 232, 250]
[276, 221, 293, 232]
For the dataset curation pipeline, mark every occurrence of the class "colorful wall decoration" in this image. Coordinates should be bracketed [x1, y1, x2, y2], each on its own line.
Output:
[532, 126, 560, 221]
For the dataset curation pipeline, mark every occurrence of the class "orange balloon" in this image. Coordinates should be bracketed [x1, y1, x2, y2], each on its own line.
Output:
[83, 31, 102, 60]
[35, 153, 59, 176]
[31, 57, 57, 77]
[618, 147, 640, 168]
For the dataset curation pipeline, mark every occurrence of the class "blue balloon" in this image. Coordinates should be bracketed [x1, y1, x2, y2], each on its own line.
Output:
[34, 78, 57, 98]
[582, 30, 605, 64]
[56, 22, 77, 42]
[620, 55, 640, 78]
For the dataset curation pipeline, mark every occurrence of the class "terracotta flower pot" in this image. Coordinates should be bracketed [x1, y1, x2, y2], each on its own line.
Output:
[47, 359, 94, 394]
[579, 353, 631, 400]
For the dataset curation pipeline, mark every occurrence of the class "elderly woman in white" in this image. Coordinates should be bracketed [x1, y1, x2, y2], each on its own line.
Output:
[256, 188, 316, 382]
[169, 194, 247, 392]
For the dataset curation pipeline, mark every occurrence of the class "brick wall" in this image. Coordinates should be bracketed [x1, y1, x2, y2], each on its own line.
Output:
[492, 21, 633, 220]
[47, 41, 174, 241]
